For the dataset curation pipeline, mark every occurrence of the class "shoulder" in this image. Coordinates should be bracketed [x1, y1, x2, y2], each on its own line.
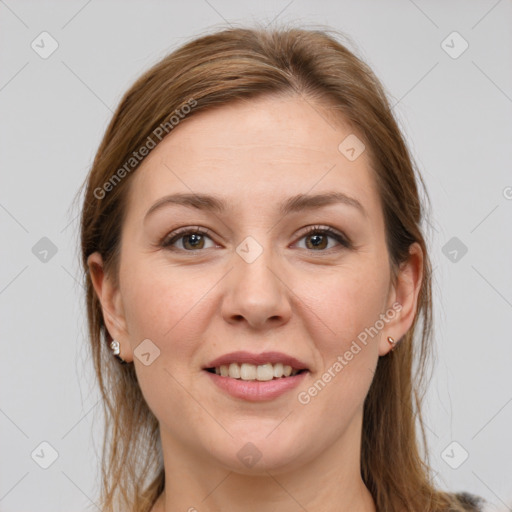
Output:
[450, 491, 512, 512]
[452, 492, 486, 511]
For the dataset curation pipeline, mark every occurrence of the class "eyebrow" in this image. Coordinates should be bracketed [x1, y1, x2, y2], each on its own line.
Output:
[144, 191, 367, 222]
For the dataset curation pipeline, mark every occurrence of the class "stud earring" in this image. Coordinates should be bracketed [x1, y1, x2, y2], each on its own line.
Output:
[387, 336, 398, 351]
[110, 339, 128, 364]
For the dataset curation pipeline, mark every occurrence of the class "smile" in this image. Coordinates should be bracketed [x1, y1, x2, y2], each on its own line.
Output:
[203, 351, 310, 400]
[206, 362, 304, 381]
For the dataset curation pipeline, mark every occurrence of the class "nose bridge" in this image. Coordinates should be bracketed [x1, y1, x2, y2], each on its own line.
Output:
[233, 233, 282, 298]
[221, 234, 291, 327]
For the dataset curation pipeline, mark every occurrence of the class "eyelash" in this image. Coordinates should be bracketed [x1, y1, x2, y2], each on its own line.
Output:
[160, 225, 352, 253]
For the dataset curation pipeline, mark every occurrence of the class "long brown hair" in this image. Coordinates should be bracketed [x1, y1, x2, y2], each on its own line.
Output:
[78, 22, 478, 512]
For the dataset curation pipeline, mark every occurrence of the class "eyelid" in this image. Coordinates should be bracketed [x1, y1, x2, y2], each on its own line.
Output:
[161, 225, 215, 247]
[160, 224, 352, 251]
[295, 224, 352, 249]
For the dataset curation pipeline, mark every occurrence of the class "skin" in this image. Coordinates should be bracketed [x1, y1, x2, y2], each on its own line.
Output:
[88, 93, 423, 512]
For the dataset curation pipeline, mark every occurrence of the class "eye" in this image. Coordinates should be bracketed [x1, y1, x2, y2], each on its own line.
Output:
[161, 227, 216, 251]
[160, 225, 351, 253]
[295, 225, 351, 251]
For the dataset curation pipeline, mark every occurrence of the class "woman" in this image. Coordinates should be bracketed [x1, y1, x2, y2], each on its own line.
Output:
[79, 24, 486, 511]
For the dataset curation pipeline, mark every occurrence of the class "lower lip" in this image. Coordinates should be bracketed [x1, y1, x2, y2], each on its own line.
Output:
[204, 370, 308, 402]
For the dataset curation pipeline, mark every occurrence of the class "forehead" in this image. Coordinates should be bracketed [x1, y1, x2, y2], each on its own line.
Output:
[125, 94, 382, 222]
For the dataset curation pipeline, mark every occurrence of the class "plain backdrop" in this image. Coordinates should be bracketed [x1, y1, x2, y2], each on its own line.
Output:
[1, 1, 511, 511]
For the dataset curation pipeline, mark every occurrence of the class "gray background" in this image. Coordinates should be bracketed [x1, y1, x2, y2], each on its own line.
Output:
[1, 1, 511, 511]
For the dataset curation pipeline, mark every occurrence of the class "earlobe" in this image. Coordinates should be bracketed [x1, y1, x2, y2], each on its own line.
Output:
[379, 242, 424, 356]
[87, 252, 131, 361]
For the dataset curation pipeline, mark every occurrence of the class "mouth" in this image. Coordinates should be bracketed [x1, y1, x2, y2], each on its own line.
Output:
[203, 350, 310, 386]
[205, 363, 308, 381]
[203, 352, 310, 401]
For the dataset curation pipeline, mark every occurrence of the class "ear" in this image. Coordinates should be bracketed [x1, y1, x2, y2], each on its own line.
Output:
[378, 242, 424, 356]
[87, 251, 133, 363]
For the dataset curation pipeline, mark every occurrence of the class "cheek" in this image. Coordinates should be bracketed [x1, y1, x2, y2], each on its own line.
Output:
[119, 258, 217, 365]
[298, 265, 389, 350]
[292, 264, 389, 405]
[291, 272, 385, 432]
[119, 260, 213, 426]
[122, 256, 201, 329]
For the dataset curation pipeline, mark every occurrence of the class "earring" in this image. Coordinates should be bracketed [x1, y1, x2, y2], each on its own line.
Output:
[387, 336, 397, 351]
[110, 339, 128, 364]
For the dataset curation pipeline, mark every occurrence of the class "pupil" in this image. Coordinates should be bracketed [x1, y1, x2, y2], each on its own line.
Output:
[187, 234, 202, 248]
[308, 234, 326, 249]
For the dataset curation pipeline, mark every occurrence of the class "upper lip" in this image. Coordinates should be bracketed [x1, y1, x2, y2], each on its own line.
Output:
[205, 351, 309, 371]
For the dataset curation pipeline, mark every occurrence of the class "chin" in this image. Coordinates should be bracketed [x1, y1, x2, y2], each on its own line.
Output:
[205, 434, 313, 476]
[223, 452, 307, 476]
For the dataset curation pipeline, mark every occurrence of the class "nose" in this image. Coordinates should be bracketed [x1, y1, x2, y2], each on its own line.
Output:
[221, 243, 292, 330]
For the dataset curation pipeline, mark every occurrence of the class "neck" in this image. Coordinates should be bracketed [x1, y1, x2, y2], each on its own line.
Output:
[152, 413, 376, 512]
[155, 476, 375, 512]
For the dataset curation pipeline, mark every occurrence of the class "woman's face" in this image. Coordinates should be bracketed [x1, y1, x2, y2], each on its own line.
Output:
[89, 94, 421, 474]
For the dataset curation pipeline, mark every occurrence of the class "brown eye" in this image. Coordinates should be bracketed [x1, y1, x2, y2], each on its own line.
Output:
[181, 233, 206, 250]
[296, 226, 351, 251]
[304, 232, 329, 250]
[161, 228, 215, 251]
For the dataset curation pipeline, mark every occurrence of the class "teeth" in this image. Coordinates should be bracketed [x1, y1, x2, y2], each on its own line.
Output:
[228, 362, 240, 379]
[214, 362, 300, 381]
[240, 363, 256, 381]
[273, 363, 284, 378]
[257, 364, 274, 381]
